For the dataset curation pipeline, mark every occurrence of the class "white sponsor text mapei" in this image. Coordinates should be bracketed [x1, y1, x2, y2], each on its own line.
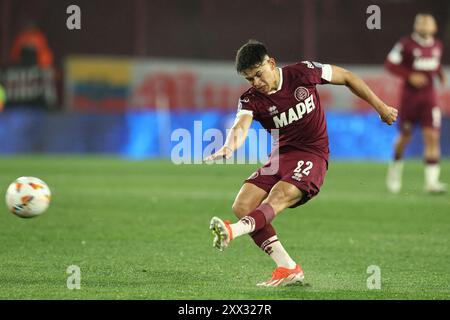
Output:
[273, 95, 316, 128]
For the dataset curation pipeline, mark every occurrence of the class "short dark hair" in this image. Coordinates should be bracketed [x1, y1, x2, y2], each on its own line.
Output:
[235, 40, 268, 73]
[416, 11, 434, 17]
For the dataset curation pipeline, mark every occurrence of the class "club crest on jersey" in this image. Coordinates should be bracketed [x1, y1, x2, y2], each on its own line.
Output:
[432, 48, 441, 57]
[267, 106, 279, 116]
[272, 95, 316, 129]
[294, 87, 310, 101]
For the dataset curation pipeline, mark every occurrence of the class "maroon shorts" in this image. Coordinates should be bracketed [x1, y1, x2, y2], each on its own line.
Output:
[399, 90, 441, 131]
[244, 147, 328, 208]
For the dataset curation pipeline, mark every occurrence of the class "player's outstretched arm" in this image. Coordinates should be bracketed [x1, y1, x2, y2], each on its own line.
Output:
[203, 114, 253, 161]
[329, 65, 398, 125]
[438, 66, 447, 87]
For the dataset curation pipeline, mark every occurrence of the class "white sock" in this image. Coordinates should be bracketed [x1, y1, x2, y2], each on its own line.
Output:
[390, 160, 404, 176]
[261, 236, 297, 269]
[230, 216, 256, 239]
[387, 160, 404, 193]
[425, 164, 440, 186]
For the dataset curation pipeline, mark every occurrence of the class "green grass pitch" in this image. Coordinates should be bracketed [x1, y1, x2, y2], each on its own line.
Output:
[0, 156, 449, 299]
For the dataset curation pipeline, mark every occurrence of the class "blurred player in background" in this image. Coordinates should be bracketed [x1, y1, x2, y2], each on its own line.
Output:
[10, 21, 54, 68]
[205, 40, 397, 286]
[385, 13, 447, 193]
[0, 84, 6, 111]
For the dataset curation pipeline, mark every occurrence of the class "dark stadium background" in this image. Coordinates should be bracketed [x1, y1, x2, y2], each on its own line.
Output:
[0, 0, 449, 301]
[1, 0, 449, 64]
[0, 0, 449, 159]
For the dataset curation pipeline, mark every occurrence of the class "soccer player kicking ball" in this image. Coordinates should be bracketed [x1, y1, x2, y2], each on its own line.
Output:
[385, 13, 447, 194]
[204, 40, 398, 287]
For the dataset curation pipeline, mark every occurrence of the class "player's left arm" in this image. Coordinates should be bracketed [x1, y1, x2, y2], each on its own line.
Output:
[436, 42, 447, 86]
[328, 65, 398, 125]
[437, 66, 447, 86]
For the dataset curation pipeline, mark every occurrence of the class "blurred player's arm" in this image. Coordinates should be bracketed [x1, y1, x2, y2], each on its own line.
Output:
[329, 65, 398, 125]
[385, 43, 411, 79]
[385, 42, 428, 88]
[203, 113, 253, 161]
[437, 65, 447, 86]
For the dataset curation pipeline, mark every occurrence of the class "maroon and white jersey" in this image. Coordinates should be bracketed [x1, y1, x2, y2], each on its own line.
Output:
[385, 33, 443, 92]
[237, 61, 332, 162]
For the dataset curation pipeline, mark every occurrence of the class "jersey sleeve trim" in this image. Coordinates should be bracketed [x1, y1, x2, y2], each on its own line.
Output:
[321, 64, 332, 82]
[236, 109, 253, 117]
[387, 43, 403, 65]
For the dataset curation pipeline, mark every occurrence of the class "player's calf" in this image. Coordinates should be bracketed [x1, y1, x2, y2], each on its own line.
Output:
[386, 161, 403, 193]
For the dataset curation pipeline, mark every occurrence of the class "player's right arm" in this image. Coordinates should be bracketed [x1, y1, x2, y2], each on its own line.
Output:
[203, 113, 253, 161]
[385, 41, 411, 79]
[438, 67, 447, 86]
[385, 40, 428, 88]
[437, 45, 447, 86]
[329, 65, 398, 125]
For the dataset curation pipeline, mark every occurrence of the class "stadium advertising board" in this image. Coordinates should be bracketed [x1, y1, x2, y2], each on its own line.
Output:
[65, 56, 450, 115]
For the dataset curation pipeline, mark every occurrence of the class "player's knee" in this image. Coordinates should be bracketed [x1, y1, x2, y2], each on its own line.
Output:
[231, 202, 252, 219]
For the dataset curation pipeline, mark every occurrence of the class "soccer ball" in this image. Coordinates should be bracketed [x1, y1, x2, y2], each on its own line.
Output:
[5, 177, 51, 218]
